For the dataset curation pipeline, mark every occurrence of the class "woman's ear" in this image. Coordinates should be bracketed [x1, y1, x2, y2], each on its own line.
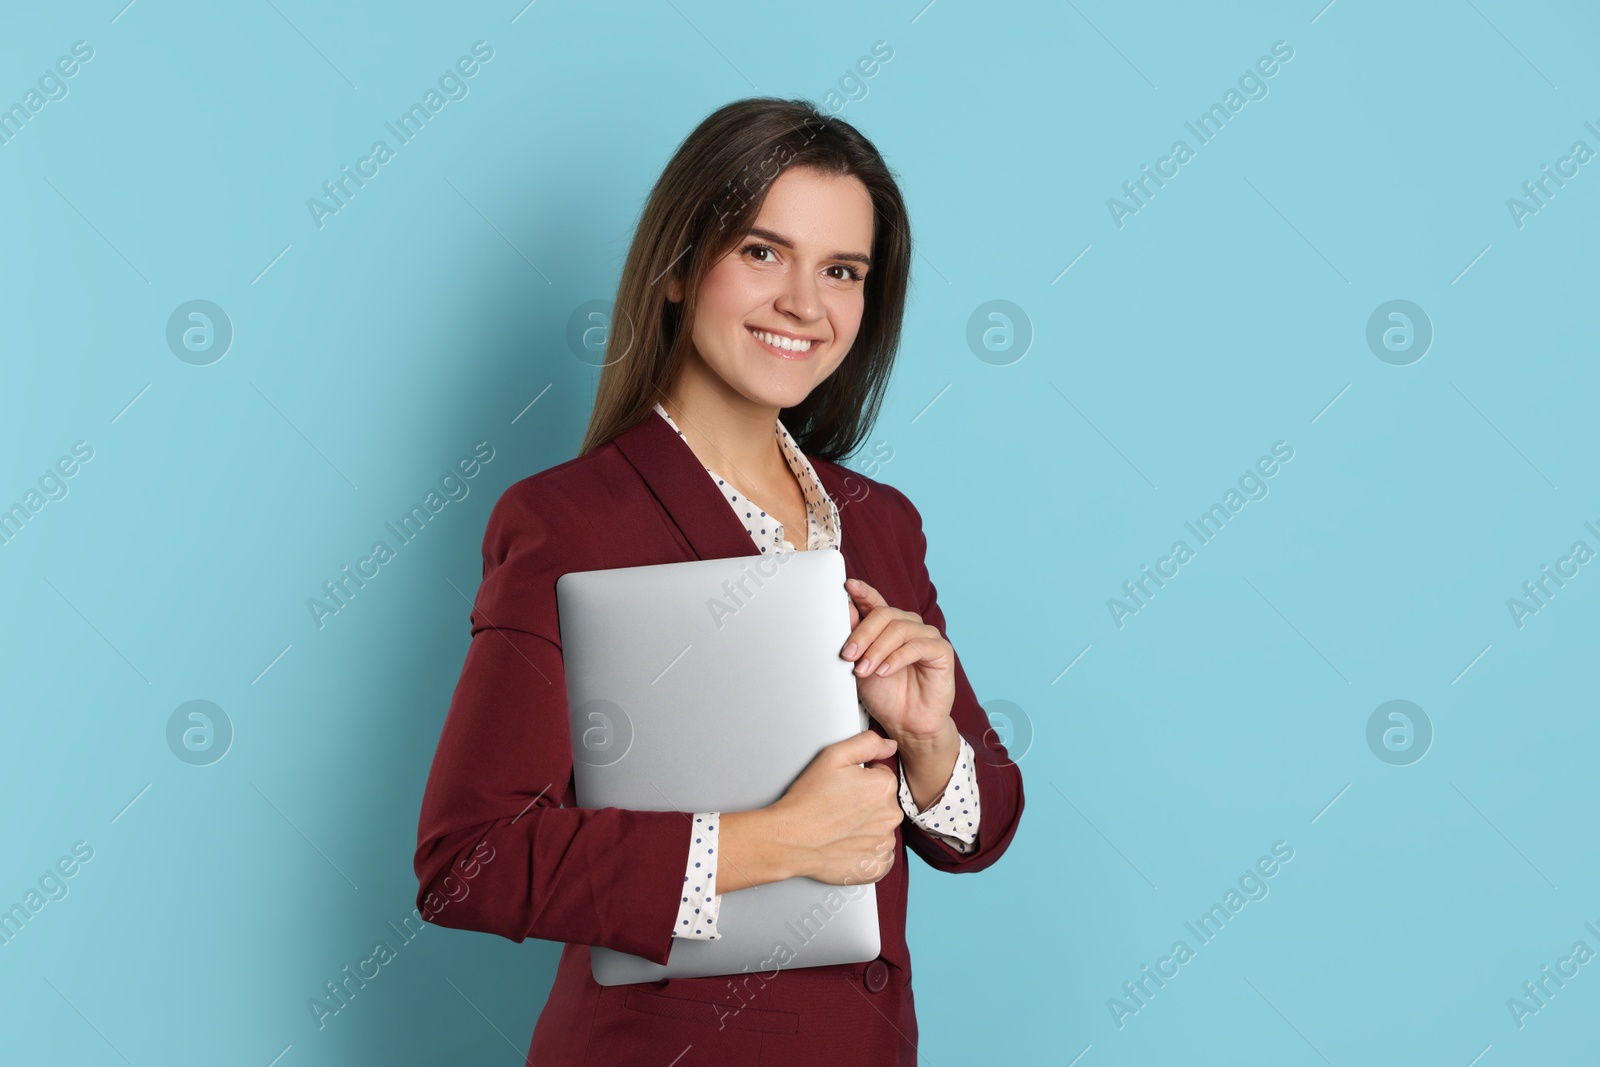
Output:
[665, 273, 684, 303]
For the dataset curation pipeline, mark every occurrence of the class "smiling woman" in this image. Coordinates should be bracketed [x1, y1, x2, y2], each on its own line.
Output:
[414, 96, 1025, 1067]
[658, 165, 875, 464]
[582, 100, 910, 464]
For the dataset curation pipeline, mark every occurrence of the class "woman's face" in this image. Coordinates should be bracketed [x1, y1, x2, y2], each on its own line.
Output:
[670, 165, 875, 412]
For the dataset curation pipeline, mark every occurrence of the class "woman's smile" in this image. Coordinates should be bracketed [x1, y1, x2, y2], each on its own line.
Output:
[746, 324, 820, 360]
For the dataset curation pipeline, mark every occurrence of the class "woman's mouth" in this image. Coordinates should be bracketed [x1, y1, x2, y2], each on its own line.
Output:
[747, 326, 818, 361]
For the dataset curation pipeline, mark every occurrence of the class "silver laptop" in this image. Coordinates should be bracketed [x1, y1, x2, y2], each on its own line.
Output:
[554, 548, 881, 986]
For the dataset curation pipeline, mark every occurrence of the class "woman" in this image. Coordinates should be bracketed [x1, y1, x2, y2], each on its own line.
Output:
[414, 97, 1024, 1065]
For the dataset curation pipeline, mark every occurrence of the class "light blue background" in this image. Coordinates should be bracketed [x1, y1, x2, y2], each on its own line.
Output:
[3, 1, 1597, 1063]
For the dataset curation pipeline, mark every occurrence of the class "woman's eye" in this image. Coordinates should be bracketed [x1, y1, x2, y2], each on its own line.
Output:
[743, 242, 861, 282]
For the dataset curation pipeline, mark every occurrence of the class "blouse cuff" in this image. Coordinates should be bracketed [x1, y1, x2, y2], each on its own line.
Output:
[898, 735, 980, 853]
[670, 812, 723, 940]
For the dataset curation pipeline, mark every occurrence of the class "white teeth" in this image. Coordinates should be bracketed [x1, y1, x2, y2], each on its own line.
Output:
[750, 328, 814, 352]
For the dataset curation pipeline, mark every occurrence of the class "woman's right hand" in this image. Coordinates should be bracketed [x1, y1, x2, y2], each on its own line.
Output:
[769, 730, 903, 887]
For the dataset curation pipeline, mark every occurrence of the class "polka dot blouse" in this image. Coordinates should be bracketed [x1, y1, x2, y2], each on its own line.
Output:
[653, 401, 981, 942]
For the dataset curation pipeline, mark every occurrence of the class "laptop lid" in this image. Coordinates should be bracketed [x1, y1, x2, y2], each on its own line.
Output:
[555, 548, 881, 985]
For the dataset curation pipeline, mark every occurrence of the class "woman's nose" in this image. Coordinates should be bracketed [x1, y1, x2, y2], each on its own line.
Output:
[775, 272, 822, 321]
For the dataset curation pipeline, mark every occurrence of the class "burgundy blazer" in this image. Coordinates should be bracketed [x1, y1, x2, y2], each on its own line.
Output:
[414, 409, 1025, 1065]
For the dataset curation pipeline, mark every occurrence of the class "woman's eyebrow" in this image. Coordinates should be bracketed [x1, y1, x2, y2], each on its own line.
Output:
[746, 226, 871, 268]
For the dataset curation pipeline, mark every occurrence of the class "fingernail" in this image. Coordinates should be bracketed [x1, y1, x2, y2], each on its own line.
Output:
[856, 659, 871, 675]
[843, 642, 858, 658]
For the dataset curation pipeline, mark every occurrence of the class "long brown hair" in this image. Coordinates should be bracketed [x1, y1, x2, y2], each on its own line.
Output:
[578, 97, 912, 462]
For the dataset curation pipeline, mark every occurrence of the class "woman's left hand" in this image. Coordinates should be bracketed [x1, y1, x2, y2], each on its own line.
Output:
[842, 577, 956, 745]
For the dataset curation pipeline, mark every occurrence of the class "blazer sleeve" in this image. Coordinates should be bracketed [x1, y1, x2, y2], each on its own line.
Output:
[413, 479, 696, 965]
[885, 484, 1025, 873]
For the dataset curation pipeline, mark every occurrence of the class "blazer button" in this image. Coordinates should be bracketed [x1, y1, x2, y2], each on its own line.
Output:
[863, 959, 889, 994]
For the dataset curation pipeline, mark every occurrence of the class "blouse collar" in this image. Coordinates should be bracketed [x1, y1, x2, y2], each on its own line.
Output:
[651, 401, 842, 552]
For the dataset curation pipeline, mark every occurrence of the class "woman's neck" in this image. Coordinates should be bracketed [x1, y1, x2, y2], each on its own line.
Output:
[659, 374, 787, 488]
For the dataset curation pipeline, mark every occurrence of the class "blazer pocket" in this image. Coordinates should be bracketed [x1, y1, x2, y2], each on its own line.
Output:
[622, 986, 800, 1034]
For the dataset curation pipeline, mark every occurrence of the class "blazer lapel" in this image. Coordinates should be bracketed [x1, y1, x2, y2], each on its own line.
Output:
[610, 409, 875, 589]
[810, 459, 872, 587]
[611, 410, 763, 562]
